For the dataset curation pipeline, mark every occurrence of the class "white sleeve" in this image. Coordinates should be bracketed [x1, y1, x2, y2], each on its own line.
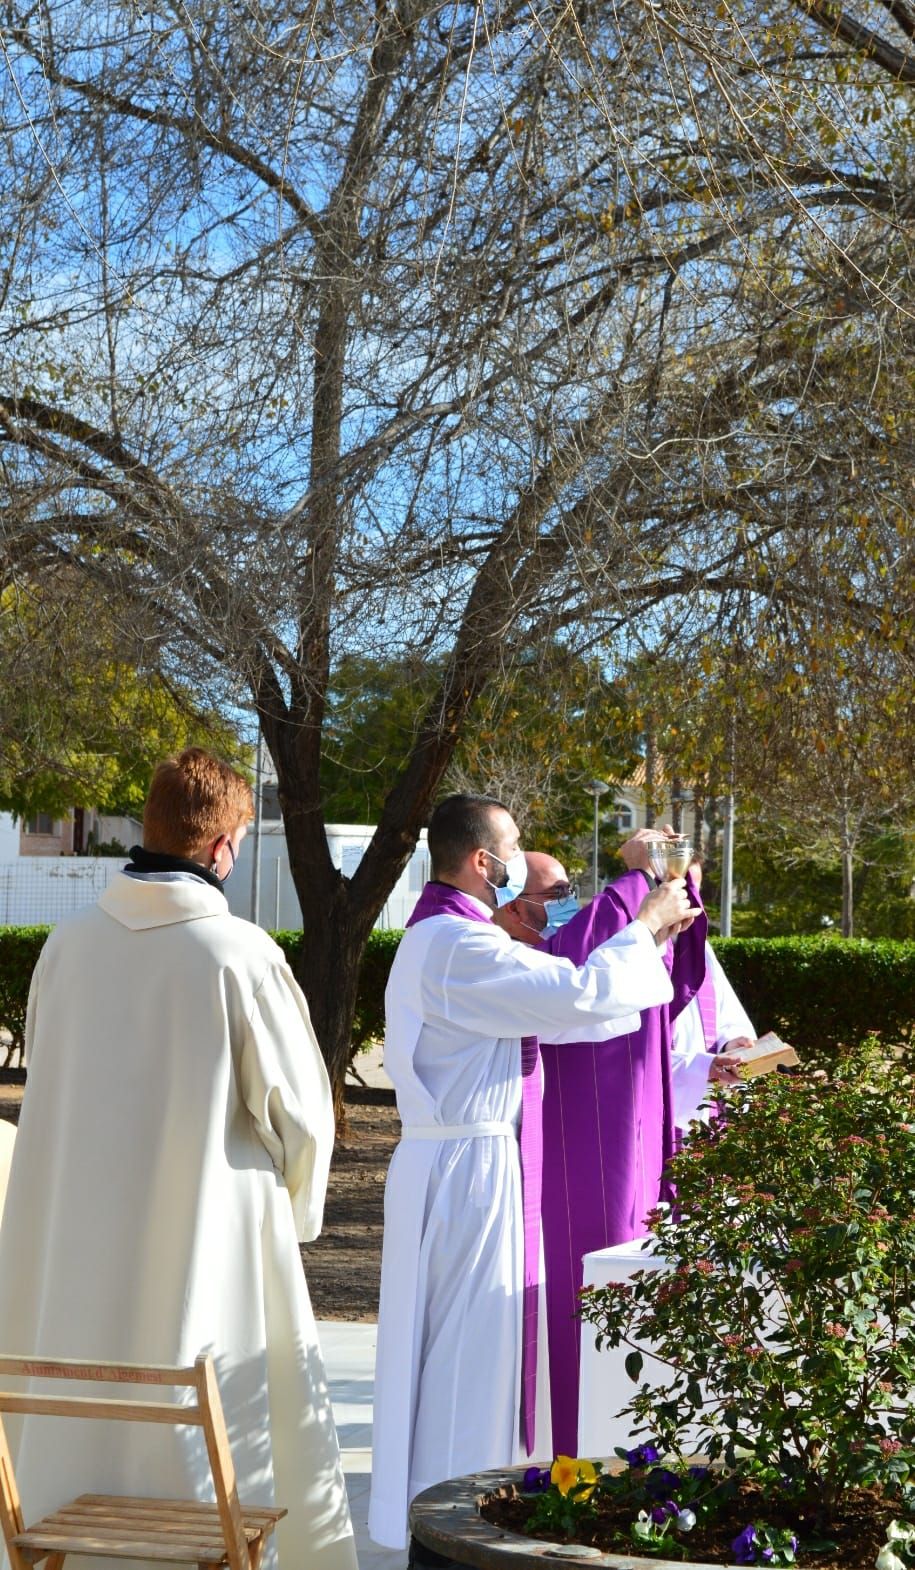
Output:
[427, 919, 672, 1042]
[237, 960, 335, 1242]
[670, 1005, 717, 1127]
[708, 949, 755, 1048]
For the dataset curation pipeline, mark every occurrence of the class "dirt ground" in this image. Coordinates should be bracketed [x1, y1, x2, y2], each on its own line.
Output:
[1, 1079, 398, 1324]
[301, 1086, 399, 1321]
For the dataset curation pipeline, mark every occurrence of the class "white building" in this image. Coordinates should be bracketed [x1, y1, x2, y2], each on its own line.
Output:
[226, 820, 429, 931]
[0, 805, 429, 932]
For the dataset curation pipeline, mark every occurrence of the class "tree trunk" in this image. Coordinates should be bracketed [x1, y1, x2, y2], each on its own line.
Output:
[692, 793, 704, 854]
[671, 775, 683, 832]
[293, 895, 370, 1126]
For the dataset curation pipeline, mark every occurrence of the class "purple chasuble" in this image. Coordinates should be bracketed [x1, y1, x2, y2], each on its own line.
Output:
[539, 869, 707, 1456]
[406, 881, 542, 1454]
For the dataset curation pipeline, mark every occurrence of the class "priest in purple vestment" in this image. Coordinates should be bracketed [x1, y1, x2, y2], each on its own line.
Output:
[497, 832, 739, 1458]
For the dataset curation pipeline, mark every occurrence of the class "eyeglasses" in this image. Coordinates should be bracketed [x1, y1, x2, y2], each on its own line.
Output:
[519, 882, 578, 906]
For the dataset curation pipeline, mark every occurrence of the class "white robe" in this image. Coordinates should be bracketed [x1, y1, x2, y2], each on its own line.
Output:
[670, 942, 756, 1128]
[0, 873, 357, 1570]
[368, 901, 673, 1549]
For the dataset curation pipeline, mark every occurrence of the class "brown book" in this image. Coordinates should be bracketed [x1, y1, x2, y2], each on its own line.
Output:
[730, 1031, 800, 1078]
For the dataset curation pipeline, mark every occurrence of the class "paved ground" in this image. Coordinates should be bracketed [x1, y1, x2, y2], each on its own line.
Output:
[320, 1318, 406, 1570]
[321, 1047, 405, 1569]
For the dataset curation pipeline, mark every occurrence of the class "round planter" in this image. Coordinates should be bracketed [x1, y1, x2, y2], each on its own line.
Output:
[410, 1462, 728, 1570]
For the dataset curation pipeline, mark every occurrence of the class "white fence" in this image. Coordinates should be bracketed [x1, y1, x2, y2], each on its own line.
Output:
[0, 824, 430, 931]
[0, 858, 126, 926]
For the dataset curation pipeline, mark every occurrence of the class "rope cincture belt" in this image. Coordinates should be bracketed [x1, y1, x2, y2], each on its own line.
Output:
[400, 1121, 516, 1139]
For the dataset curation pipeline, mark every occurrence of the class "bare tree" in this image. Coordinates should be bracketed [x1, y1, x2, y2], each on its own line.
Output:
[0, 0, 913, 1097]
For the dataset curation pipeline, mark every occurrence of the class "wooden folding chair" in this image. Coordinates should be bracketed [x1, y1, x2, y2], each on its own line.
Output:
[0, 1352, 286, 1570]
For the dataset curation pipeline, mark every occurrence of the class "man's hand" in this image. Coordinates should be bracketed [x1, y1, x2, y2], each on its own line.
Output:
[620, 826, 676, 873]
[636, 876, 703, 944]
[722, 1036, 754, 1055]
[709, 1053, 743, 1086]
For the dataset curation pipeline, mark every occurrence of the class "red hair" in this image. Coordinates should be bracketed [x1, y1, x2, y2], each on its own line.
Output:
[143, 748, 253, 856]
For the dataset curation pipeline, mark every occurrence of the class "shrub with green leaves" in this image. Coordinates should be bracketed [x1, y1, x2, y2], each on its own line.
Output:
[0, 927, 49, 1061]
[0, 925, 401, 1069]
[580, 1045, 915, 1524]
[710, 937, 915, 1063]
[273, 927, 401, 1060]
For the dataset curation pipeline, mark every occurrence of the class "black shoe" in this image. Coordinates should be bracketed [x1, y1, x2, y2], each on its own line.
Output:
[407, 1535, 460, 1570]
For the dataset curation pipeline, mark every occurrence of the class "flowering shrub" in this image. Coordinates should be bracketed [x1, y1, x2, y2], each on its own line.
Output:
[579, 1043, 915, 1534]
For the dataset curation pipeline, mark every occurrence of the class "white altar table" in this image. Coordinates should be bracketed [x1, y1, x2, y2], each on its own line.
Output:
[577, 1237, 668, 1457]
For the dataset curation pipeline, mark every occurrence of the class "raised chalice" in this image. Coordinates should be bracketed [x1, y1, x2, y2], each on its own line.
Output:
[647, 834, 693, 882]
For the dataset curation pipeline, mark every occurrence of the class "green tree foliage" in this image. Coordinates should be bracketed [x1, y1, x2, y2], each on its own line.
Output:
[0, 580, 247, 818]
[320, 649, 639, 864]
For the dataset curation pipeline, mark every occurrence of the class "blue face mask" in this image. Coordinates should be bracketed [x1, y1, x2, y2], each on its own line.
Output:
[542, 893, 580, 937]
[485, 848, 528, 908]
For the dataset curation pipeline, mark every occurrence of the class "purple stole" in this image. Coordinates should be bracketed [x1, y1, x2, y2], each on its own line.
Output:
[406, 882, 542, 1454]
[694, 959, 718, 1049]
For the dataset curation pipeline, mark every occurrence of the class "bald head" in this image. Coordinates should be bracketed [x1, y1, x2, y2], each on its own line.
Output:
[522, 852, 569, 897]
[493, 851, 573, 946]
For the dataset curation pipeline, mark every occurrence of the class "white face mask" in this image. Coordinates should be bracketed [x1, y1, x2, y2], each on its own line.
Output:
[484, 848, 528, 907]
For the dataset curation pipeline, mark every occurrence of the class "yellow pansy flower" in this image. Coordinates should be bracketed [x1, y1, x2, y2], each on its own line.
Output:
[550, 1456, 598, 1498]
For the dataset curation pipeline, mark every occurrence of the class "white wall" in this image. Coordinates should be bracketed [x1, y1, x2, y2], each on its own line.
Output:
[224, 822, 430, 931]
[0, 823, 430, 932]
[0, 814, 19, 862]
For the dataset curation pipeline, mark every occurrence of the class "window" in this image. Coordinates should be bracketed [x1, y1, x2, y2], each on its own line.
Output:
[25, 813, 56, 835]
[610, 803, 634, 832]
[260, 783, 281, 819]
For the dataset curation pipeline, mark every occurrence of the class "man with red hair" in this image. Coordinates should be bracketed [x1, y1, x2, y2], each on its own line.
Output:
[0, 748, 357, 1570]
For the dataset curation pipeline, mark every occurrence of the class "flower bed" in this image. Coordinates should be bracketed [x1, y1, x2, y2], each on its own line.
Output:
[479, 1454, 895, 1569]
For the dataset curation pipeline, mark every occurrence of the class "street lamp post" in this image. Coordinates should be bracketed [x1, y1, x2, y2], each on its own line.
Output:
[584, 779, 611, 898]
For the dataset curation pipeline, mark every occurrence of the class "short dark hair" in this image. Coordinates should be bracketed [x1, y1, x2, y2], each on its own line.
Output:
[428, 793, 509, 878]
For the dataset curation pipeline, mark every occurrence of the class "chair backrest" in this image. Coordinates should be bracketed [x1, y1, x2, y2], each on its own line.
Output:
[0, 1353, 251, 1570]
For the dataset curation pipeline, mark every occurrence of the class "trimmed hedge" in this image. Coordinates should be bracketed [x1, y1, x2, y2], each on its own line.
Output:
[710, 935, 915, 1058]
[0, 924, 404, 1065]
[0, 927, 49, 1061]
[2, 926, 913, 1066]
[272, 928, 403, 1058]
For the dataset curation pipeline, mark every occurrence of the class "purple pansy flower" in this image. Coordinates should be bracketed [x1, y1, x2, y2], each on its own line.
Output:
[625, 1442, 661, 1467]
[732, 1526, 759, 1565]
[522, 1466, 551, 1493]
[645, 1467, 680, 1498]
[650, 1501, 679, 1525]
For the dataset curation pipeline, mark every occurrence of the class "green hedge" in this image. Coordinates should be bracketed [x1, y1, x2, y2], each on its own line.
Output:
[3, 927, 913, 1066]
[0, 925, 404, 1065]
[0, 927, 50, 1062]
[710, 935, 915, 1058]
[272, 928, 403, 1059]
